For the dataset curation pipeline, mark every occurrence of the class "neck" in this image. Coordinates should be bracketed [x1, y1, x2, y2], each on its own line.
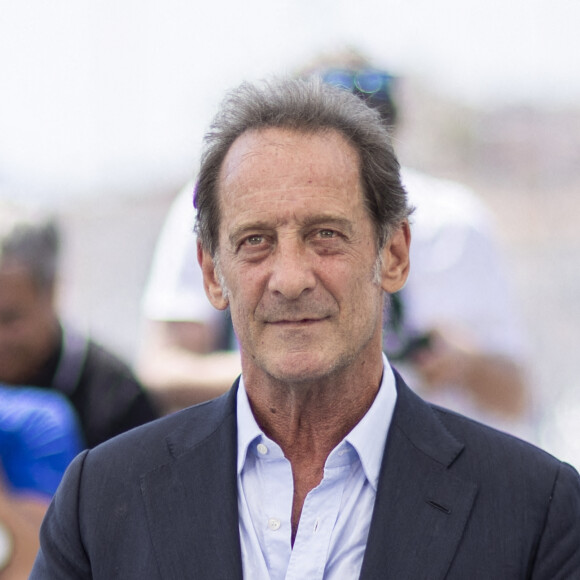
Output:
[243, 352, 384, 459]
[243, 351, 384, 542]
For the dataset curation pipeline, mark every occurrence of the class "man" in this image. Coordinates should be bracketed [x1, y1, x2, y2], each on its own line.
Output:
[32, 78, 580, 578]
[139, 53, 529, 442]
[0, 201, 159, 448]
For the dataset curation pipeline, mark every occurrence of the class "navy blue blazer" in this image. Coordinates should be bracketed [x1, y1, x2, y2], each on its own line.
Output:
[31, 372, 580, 579]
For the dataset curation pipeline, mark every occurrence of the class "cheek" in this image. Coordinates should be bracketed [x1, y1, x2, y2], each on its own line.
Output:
[9, 323, 44, 356]
[224, 270, 264, 326]
[226, 259, 268, 299]
[324, 255, 379, 295]
[336, 270, 384, 323]
[0, 325, 36, 368]
[15, 307, 55, 351]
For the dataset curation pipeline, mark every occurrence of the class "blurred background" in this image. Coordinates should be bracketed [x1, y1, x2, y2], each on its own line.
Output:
[1, 0, 579, 464]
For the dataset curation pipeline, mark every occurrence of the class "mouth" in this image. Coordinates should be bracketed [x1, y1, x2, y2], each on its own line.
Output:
[267, 317, 328, 326]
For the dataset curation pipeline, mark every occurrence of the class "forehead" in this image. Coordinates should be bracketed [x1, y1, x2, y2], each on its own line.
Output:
[217, 127, 363, 211]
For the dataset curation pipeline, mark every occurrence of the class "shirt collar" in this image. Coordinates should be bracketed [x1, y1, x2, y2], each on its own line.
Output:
[236, 353, 397, 488]
[236, 378, 264, 475]
[344, 353, 397, 491]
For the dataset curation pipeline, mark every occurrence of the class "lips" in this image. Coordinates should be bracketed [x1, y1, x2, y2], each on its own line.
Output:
[264, 315, 329, 324]
[269, 318, 325, 325]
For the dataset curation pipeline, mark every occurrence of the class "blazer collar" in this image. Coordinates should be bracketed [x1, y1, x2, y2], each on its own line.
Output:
[360, 370, 478, 579]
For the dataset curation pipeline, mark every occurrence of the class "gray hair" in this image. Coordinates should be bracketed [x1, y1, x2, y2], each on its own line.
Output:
[194, 76, 412, 257]
[0, 200, 60, 291]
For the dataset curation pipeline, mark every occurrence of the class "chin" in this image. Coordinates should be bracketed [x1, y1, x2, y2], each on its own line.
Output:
[261, 350, 346, 384]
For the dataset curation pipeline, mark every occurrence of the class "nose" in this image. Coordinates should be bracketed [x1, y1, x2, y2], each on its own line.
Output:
[267, 238, 316, 300]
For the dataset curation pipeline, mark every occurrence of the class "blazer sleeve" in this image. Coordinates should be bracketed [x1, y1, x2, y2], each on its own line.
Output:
[30, 451, 92, 579]
[531, 461, 580, 579]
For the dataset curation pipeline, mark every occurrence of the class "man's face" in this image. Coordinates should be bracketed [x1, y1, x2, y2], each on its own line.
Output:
[0, 261, 58, 384]
[201, 127, 409, 385]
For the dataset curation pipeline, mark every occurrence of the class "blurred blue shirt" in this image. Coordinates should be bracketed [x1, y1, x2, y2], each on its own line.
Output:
[0, 385, 83, 497]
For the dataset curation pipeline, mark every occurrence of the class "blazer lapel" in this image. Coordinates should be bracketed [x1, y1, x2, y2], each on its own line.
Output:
[140, 387, 243, 580]
[360, 373, 478, 580]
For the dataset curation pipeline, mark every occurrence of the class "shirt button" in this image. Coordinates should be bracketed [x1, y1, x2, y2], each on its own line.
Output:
[257, 443, 268, 455]
[268, 518, 281, 531]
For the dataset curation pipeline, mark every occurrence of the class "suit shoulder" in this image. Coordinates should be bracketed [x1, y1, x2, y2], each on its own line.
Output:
[432, 404, 574, 483]
[85, 392, 235, 472]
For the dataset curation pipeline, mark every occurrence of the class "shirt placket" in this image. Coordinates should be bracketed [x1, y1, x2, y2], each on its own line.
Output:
[284, 448, 352, 580]
[255, 441, 294, 579]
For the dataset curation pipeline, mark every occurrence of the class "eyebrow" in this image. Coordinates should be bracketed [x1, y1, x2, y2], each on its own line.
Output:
[228, 220, 274, 246]
[300, 214, 353, 234]
[227, 214, 354, 246]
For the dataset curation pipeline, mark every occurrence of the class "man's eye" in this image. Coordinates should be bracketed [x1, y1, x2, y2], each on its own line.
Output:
[238, 234, 266, 251]
[246, 235, 264, 245]
[318, 229, 336, 238]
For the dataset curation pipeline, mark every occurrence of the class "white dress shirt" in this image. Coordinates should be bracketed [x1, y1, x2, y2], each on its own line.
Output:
[236, 354, 397, 579]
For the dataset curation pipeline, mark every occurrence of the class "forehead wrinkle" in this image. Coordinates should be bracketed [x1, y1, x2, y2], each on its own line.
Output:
[220, 127, 361, 189]
[219, 147, 267, 188]
[219, 130, 302, 189]
[217, 128, 368, 246]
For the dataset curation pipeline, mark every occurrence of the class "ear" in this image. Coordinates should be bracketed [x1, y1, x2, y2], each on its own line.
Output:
[379, 221, 411, 294]
[197, 241, 229, 310]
